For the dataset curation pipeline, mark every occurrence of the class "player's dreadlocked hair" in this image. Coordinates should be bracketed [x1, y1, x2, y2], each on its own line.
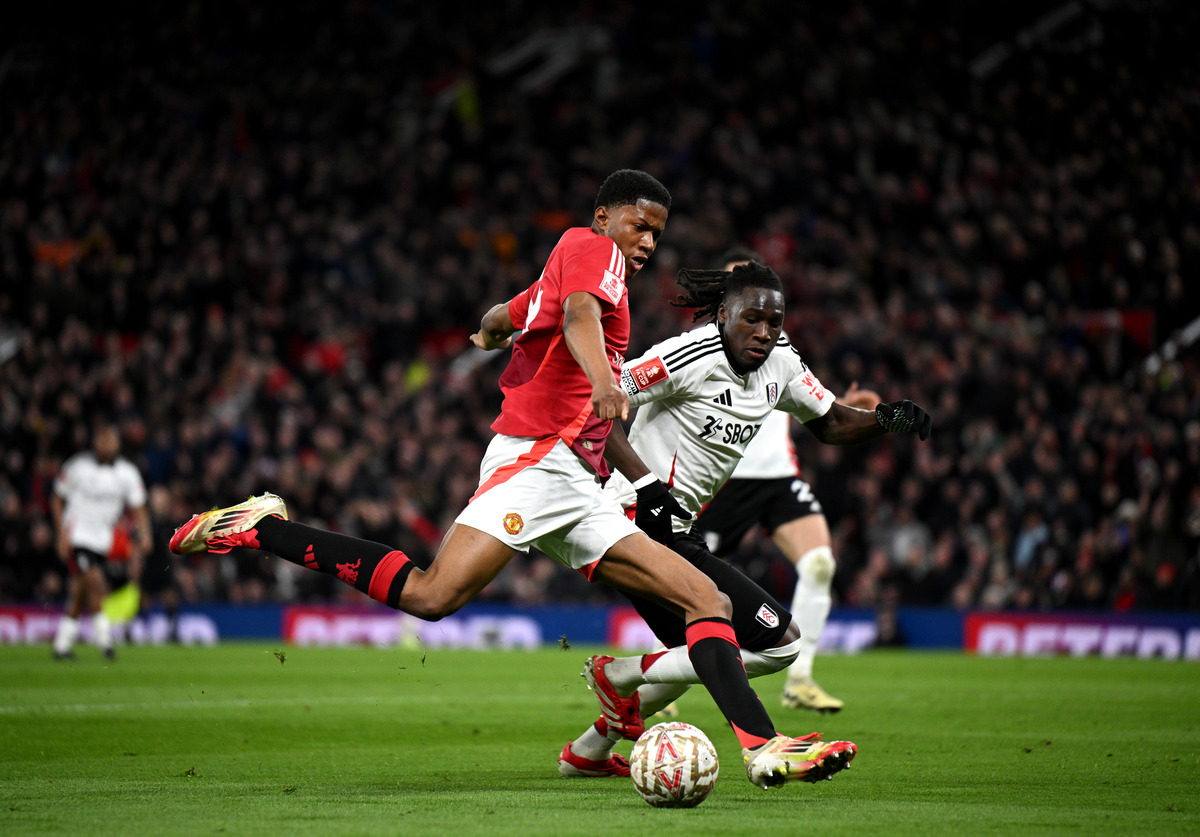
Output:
[594, 169, 672, 211]
[672, 260, 783, 323]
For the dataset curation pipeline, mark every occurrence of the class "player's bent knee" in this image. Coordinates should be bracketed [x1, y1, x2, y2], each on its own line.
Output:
[702, 588, 733, 620]
[798, 546, 835, 585]
[780, 619, 802, 645]
[675, 568, 732, 620]
[399, 585, 468, 622]
[405, 598, 461, 622]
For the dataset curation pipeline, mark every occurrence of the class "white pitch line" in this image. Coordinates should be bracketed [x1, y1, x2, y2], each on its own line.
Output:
[0, 689, 574, 716]
[1, 694, 441, 715]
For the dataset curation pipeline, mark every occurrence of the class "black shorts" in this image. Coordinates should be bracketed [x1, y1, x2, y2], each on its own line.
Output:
[69, 547, 108, 575]
[693, 477, 823, 557]
[621, 530, 792, 651]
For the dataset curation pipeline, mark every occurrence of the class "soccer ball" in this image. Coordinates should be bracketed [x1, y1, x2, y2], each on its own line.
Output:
[629, 722, 719, 808]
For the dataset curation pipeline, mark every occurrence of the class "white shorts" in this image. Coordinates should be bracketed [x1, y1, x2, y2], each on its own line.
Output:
[454, 434, 641, 579]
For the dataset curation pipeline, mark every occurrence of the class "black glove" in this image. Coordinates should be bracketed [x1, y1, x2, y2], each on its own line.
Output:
[634, 480, 692, 545]
[875, 399, 933, 441]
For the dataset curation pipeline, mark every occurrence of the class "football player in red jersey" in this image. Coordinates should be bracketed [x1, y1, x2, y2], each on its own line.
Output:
[171, 170, 860, 789]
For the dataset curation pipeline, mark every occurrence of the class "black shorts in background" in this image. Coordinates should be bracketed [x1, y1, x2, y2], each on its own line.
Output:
[693, 477, 823, 557]
[69, 547, 108, 575]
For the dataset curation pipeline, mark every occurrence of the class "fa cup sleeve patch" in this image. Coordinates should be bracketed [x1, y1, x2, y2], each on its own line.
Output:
[599, 269, 624, 305]
[623, 357, 669, 395]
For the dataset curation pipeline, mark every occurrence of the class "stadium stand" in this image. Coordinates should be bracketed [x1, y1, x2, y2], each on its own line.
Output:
[2, 1, 1198, 613]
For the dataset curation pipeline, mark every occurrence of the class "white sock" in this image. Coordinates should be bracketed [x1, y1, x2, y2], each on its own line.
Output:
[93, 612, 113, 651]
[788, 546, 835, 681]
[569, 722, 615, 761]
[610, 643, 798, 690]
[636, 682, 690, 719]
[573, 683, 694, 762]
[53, 616, 80, 655]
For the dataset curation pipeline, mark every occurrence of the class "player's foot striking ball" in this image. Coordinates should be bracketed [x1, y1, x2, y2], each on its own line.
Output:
[742, 732, 856, 789]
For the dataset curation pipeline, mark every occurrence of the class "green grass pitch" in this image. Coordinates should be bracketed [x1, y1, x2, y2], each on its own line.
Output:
[1, 643, 1197, 836]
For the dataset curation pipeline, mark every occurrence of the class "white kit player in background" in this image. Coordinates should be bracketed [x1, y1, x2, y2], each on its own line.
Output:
[51, 423, 151, 660]
[699, 395, 876, 713]
[692, 246, 880, 713]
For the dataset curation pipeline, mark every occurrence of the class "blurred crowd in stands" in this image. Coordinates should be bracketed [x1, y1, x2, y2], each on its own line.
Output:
[3, 0, 1199, 616]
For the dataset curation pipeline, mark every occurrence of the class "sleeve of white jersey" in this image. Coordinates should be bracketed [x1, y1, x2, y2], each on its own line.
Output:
[53, 457, 77, 499]
[619, 330, 707, 407]
[122, 461, 148, 509]
[775, 337, 835, 423]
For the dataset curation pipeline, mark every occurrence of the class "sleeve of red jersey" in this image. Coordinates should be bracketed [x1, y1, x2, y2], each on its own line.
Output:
[507, 283, 536, 330]
[560, 235, 626, 310]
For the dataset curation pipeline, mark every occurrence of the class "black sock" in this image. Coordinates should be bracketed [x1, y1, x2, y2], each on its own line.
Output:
[686, 617, 776, 748]
[255, 516, 415, 608]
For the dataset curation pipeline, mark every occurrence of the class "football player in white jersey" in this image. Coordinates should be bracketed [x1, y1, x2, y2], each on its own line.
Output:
[559, 260, 931, 778]
[694, 247, 877, 713]
[51, 424, 151, 660]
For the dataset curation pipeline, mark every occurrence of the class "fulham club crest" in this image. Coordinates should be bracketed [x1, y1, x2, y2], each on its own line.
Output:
[756, 603, 779, 628]
[766, 382, 779, 406]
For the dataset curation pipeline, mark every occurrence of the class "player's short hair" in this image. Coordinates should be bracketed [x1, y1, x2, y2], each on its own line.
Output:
[673, 260, 783, 323]
[594, 169, 672, 212]
[715, 245, 761, 269]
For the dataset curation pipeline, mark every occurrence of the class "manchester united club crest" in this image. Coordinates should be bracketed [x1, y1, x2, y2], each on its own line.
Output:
[766, 382, 779, 406]
[503, 513, 524, 535]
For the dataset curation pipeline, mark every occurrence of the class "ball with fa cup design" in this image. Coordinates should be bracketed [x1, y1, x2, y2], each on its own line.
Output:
[629, 722, 719, 808]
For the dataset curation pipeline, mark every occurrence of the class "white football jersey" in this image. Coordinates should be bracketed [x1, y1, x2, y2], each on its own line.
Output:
[610, 323, 833, 531]
[54, 453, 147, 555]
[730, 409, 800, 479]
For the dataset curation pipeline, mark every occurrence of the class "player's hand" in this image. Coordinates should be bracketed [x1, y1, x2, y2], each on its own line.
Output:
[634, 480, 692, 545]
[875, 399, 933, 440]
[470, 329, 512, 351]
[591, 381, 629, 422]
[841, 381, 882, 410]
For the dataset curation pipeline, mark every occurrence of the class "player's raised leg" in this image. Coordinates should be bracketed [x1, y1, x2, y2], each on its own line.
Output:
[170, 493, 516, 620]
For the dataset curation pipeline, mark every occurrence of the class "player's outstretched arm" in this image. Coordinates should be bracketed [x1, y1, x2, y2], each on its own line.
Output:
[470, 302, 516, 351]
[562, 291, 628, 421]
[803, 399, 933, 444]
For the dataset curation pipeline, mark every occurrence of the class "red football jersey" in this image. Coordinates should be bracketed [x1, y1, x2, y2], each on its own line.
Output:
[492, 227, 629, 477]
